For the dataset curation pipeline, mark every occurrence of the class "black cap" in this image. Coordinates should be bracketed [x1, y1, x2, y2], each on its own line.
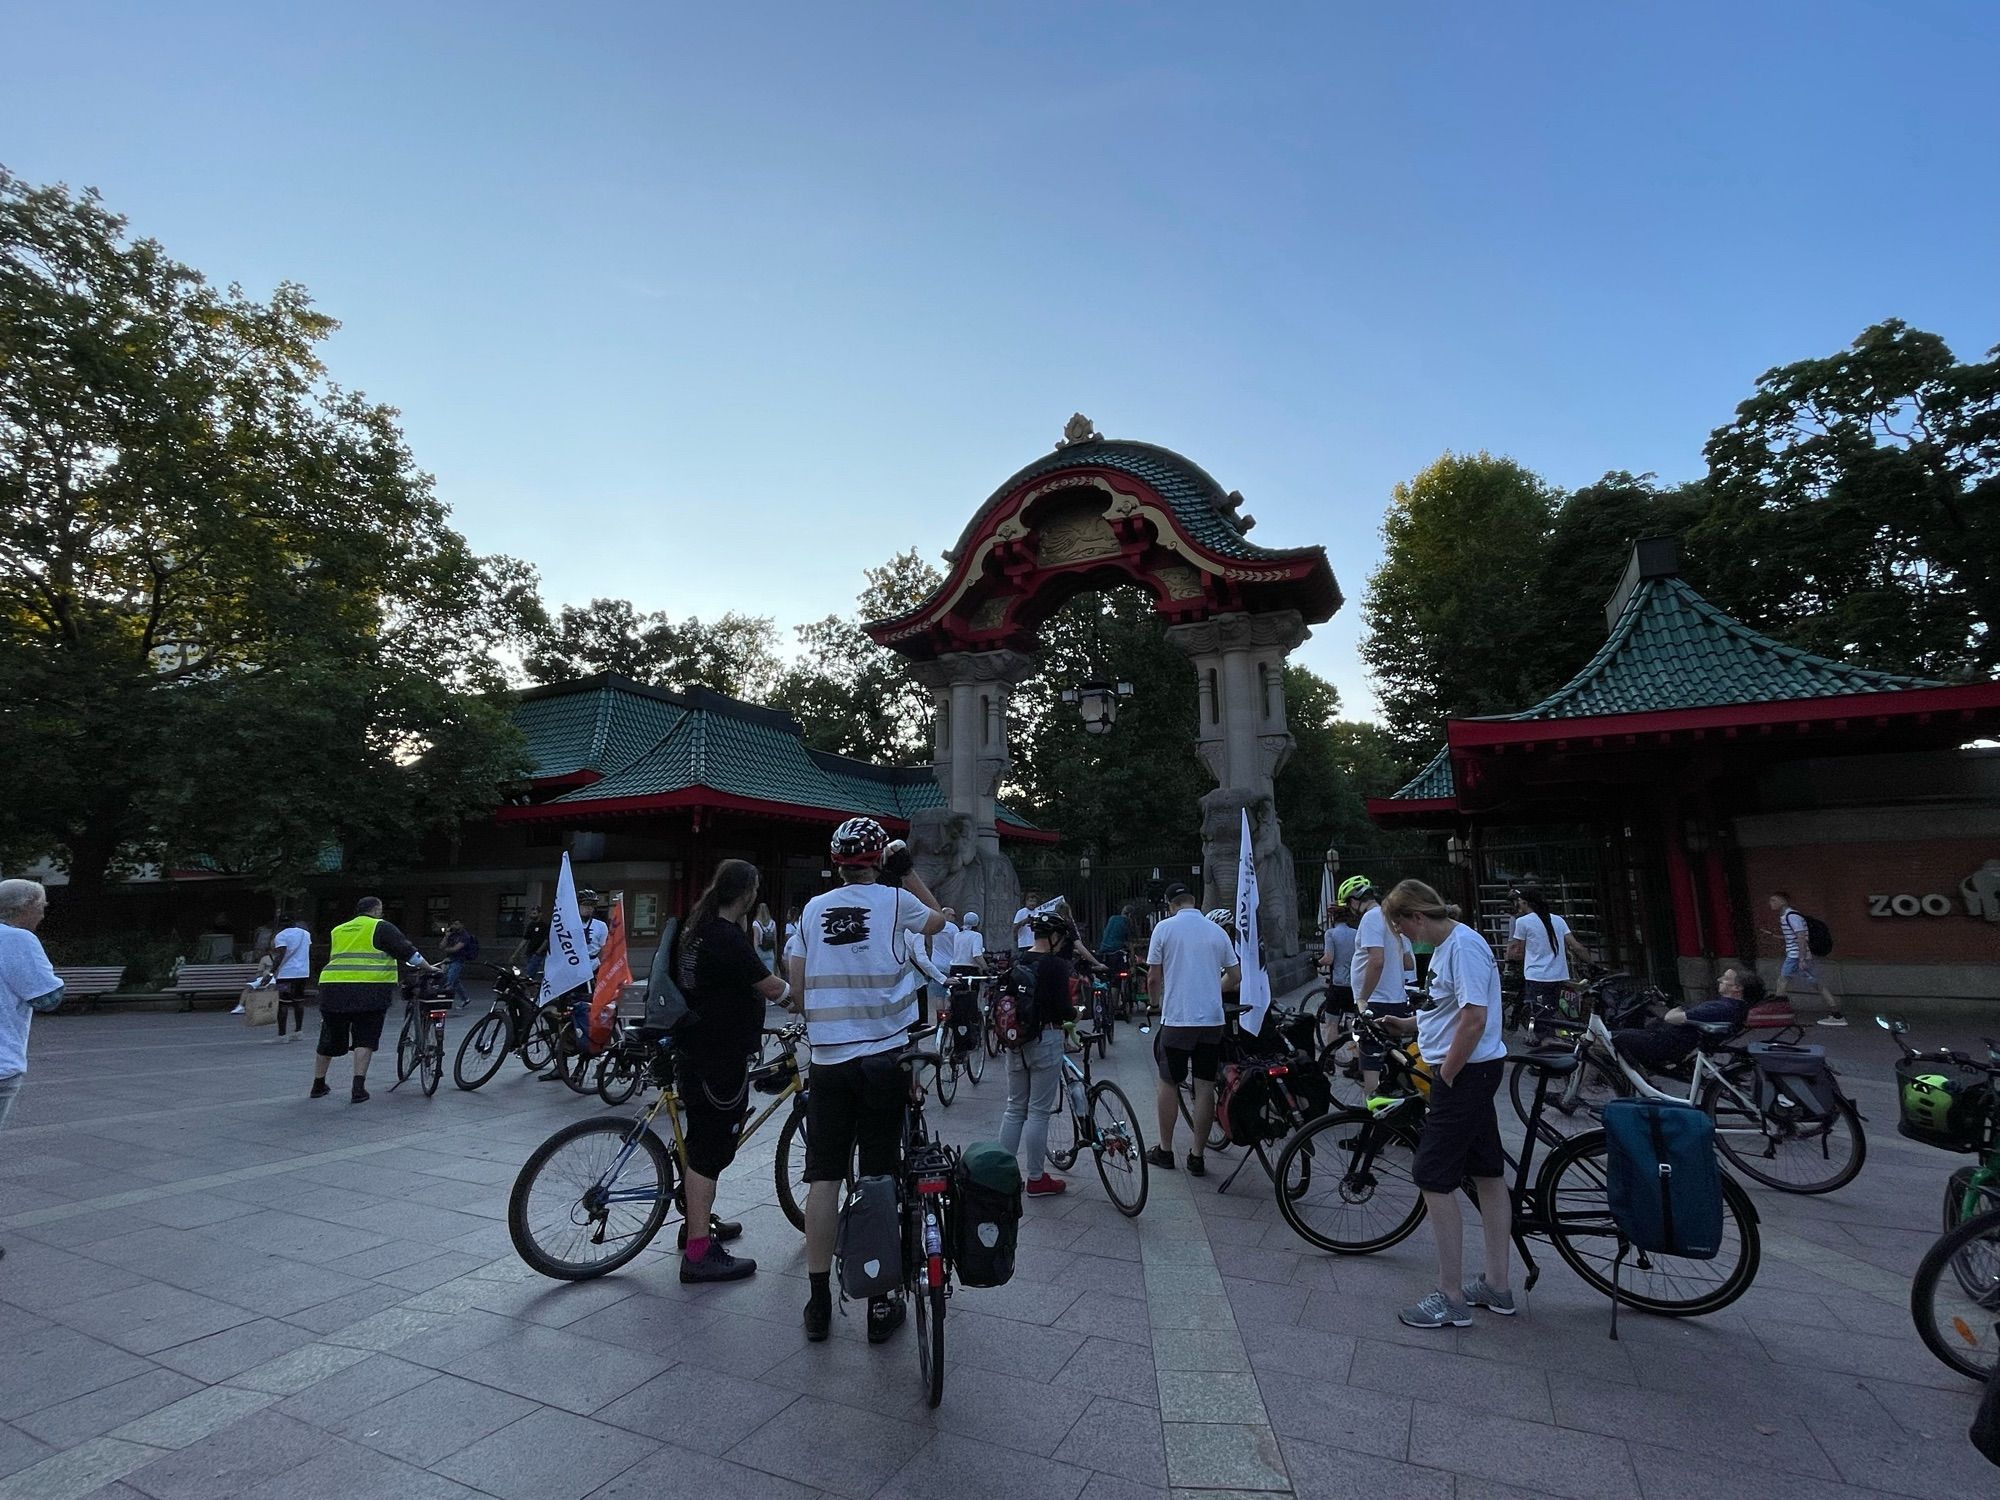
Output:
[1162, 882, 1193, 902]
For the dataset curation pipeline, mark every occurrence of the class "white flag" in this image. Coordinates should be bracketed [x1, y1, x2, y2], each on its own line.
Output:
[1235, 808, 1272, 1036]
[539, 851, 597, 1004]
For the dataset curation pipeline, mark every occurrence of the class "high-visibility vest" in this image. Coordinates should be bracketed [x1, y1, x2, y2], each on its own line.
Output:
[319, 916, 397, 985]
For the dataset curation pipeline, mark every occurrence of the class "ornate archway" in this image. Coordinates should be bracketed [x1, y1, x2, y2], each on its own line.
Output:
[865, 417, 1341, 969]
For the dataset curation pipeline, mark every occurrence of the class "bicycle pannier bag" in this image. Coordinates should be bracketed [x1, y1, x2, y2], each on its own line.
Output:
[1602, 1098, 1723, 1260]
[1216, 1062, 1276, 1146]
[946, 982, 982, 1046]
[1895, 1055, 1993, 1152]
[1747, 1042, 1843, 1123]
[836, 1174, 903, 1299]
[642, 917, 691, 1034]
[952, 1141, 1022, 1288]
[989, 963, 1039, 1051]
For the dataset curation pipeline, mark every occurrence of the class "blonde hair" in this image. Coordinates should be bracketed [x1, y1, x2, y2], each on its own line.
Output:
[1380, 878, 1459, 925]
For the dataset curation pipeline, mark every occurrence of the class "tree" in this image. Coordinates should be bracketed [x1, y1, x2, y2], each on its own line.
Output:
[1697, 320, 2000, 679]
[1274, 667, 1415, 854]
[526, 599, 781, 698]
[1539, 471, 1709, 669]
[776, 548, 941, 760]
[1359, 453, 1560, 755]
[0, 170, 539, 917]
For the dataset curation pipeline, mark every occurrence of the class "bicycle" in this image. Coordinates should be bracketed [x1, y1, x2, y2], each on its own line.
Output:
[1043, 1027, 1149, 1215]
[892, 1026, 958, 1408]
[932, 977, 990, 1106]
[452, 963, 547, 1090]
[1910, 1204, 2000, 1383]
[392, 971, 451, 1097]
[1272, 1016, 1762, 1317]
[507, 1021, 813, 1282]
[1508, 1011, 1865, 1195]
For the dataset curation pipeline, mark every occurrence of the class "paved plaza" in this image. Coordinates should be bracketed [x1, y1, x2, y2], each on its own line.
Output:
[0, 996, 1993, 1500]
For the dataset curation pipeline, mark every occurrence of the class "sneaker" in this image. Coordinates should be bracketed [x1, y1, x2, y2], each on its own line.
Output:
[680, 1240, 757, 1283]
[677, 1216, 745, 1249]
[804, 1297, 831, 1342]
[867, 1294, 906, 1344]
[1462, 1276, 1516, 1315]
[1399, 1291, 1472, 1329]
[1816, 1015, 1849, 1027]
[309, 1080, 330, 1099]
[1185, 1153, 1206, 1177]
[350, 1081, 370, 1103]
[1025, 1174, 1068, 1197]
[1145, 1146, 1176, 1170]
[230, 1005, 246, 1015]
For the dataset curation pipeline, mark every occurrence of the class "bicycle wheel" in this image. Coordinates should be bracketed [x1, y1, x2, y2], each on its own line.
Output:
[1089, 1081, 1149, 1217]
[1047, 1094, 1080, 1172]
[520, 1006, 560, 1072]
[1910, 1204, 2000, 1381]
[556, 1032, 595, 1096]
[775, 1105, 810, 1232]
[1273, 1108, 1426, 1254]
[395, 1010, 419, 1082]
[984, 1017, 1000, 1059]
[1700, 1078, 1866, 1195]
[1538, 1131, 1760, 1316]
[965, 1033, 985, 1085]
[454, 1012, 511, 1091]
[420, 1022, 444, 1097]
[597, 1055, 643, 1107]
[934, 1036, 957, 1108]
[1944, 1165, 2000, 1231]
[1176, 1082, 1230, 1153]
[508, 1116, 675, 1279]
[1509, 1054, 1621, 1143]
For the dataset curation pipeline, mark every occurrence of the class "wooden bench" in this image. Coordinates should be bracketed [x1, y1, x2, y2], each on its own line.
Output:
[171, 963, 265, 1011]
[51, 966, 127, 1013]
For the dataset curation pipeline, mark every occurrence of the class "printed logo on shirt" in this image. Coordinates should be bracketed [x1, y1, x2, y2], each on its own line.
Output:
[821, 907, 872, 946]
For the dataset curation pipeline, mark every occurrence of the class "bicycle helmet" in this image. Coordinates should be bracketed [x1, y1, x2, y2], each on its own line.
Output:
[1205, 907, 1237, 932]
[829, 816, 890, 867]
[577, 888, 599, 904]
[1337, 876, 1375, 904]
[1029, 908, 1074, 940]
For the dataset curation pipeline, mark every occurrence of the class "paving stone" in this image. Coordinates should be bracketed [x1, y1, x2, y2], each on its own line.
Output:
[1157, 1370, 1266, 1424]
[663, 1306, 812, 1379]
[226, 1341, 374, 1396]
[10, 1371, 205, 1451]
[1405, 1401, 1639, 1500]
[435, 1405, 662, 1500]
[278, 1284, 411, 1336]
[1161, 1423, 1289, 1492]
[109, 1385, 281, 1449]
[1281, 1434, 1455, 1500]
[1348, 1338, 1556, 1422]
[726, 1395, 931, 1500]
[273, 1354, 437, 1426]
[1052, 1395, 1168, 1485]
[1078, 1475, 1167, 1500]
[0, 1326, 155, 1422]
[581, 1439, 827, 1500]
[1254, 1371, 1411, 1459]
[1547, 1369, 1831, 1475]
[1240, 1323, 1354, 1384]
[1221, 1278, 1309, 1331]
[439, 1322, 670, 1415]
[561, 1292, 711, 1359]
[0, 1424, 54, 1482]
[119, 1407, 333, 1499]
[1145, 1293, 1236, 1334]
[333, 1372, 538, 1464]
[232, 1435, 491, 1500]
[151, 1319, 316, 1383]
[880, 1432, 1094, 1500]
[0, 1436, 166, 1500]
[594, 1366, 798, 1454]
[1624, 1440, 1918, 1500]
[1056, 1334, 1161, 1408]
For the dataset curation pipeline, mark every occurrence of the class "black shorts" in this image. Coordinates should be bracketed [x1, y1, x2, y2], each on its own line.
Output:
[679, 1054, 751, 1179]
[278, 978, 309, 1003]
[1612, 1025, 1694, 1072]
[316, 1010, 386, 1057]
[804, 1050, 905, 1183]
[1154, 1026, 1223, 1085]
[1412, 1058, 1506, 1191]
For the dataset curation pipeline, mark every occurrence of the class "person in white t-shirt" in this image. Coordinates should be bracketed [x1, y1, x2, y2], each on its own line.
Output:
[576, 890, 608, 962]
[1012, 891, 1043, 953]
[268, 916, 313, 1043]
[1145, 884, 1241, 1176]
[954, 912, 987, 972]
[1377, 879, 1512, 1330]
[1504, 884, 1594, 1026]
[1343, 877, 1415, 1097]
[782, 816, 950, 1347]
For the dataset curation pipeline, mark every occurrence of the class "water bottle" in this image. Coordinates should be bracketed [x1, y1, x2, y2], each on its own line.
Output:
[1066, 1067, 1089, 1118]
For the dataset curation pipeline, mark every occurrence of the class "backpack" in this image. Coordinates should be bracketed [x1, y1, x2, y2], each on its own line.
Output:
[1802, 913, 1834, 958]
[989, 962, 1040, 1050]
[835, 1174, 902, 1299]
[641, 918, 692, 1035]
[952, 1141, 1022, 1288]
[1601, 1098, 1724, 1337]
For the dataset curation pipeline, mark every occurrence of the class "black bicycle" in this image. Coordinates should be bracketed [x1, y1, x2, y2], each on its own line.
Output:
[393, 971, 452, 1097]
[892, 1026, 958, 1408]
[453, 963, 547, 1090]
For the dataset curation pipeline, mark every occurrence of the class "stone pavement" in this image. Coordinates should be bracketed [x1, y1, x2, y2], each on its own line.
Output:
[1, 997, 1994, 1500]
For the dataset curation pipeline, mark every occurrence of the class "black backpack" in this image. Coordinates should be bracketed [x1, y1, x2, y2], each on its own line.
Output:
[1801, 913, 1834, 958]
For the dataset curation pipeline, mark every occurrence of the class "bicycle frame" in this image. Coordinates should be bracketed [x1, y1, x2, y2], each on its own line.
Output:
[1573, 1014, 1788, 1148]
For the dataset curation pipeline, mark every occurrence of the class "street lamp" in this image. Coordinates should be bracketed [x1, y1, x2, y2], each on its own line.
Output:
[1324, 844, 1340, 880]
[1446, 834, 1470, 868]
[1059, 679, 1134, 735]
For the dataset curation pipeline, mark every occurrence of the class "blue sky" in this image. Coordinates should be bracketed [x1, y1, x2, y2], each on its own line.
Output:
[5, 2, 1996, 719]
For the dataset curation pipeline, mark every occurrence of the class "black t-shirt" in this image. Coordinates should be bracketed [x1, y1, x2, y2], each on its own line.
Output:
[1032, 952, 1077, 1031]
[522, 918, 549, 955]
[678, 917, 770, 1064]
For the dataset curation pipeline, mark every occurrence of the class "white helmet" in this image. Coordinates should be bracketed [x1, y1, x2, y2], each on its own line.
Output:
[962, 911, 980, 930]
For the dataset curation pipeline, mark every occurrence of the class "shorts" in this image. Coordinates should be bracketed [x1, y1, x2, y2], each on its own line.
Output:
[316, 1010, 386, 1057]
[1611, 1025, 1694, 1072]
[1780, 956, 1816, 981]
[1412, 1058, 1505, 1191]
[1154, 1025, 1223, 1086]
[679, 1054, 751, 1179]
[278, 978, 309, 1003]
[804, 1050, 906, 1183]
[1358, 1002, 1412, 1069]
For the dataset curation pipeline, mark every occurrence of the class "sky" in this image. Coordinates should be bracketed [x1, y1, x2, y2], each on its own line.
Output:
[4, 1, 1997, 720]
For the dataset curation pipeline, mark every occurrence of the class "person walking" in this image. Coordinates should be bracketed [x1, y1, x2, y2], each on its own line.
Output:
[1345, 876, 1414, 1097]
[1766, 892, 1846, 1026]
[954, 911, 987, 972]
[1146, 883, 1240, 1176]
[1012, 890, 1044, 956]
[782, 816, 951, 1344]
[750, 901, 778, 974]
[311, 896, 435, 1103]
[999, 910, 1079, 1196]
[673, 859, 788, 1283]
[442, 920, 479, 1009]
[1, 880, 62, 1257]
[268, 914, 312, 1042]
[1505, 883, 1593, 1025]
[1376, 879, 1512, 1329]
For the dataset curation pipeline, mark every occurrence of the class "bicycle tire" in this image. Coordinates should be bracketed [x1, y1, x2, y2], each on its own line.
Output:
[1538, 1130, 1760, 1316]
[454, 1012, 511, 1091]
[520, 1007, 560, 1071]
[775, 1106, 809, 1232]
[1089, 1081, 1149, 1216]
[916, 1281, 946, 1407]
[555, 1032, 595, 1096]
[935, 1041, 957, 1108]
[1509, 1053, 1622, 1143]
[1272, 1108, 1426, 1254]
[1944, 1165, 2000, 1232]
[597, 1057, 643, 1107]
[1699, 1079, 1866, 1196]
[1047, 1094, 1080, 1172]
[965, 1035, 985, 1085]
[984, 1016, 1001, 1059]
[420, 1023, 444, 1096]
[1909, 1203, 2000, 1381]
[508, 1116, 675, 1280]
[395, 1010, 420, 1083]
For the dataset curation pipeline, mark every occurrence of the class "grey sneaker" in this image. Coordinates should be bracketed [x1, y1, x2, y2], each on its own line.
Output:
[1816, 1015, 1849, 1027]
[1398, 1291, 1472, 1329]
[1463, 1276, 1516, 1315]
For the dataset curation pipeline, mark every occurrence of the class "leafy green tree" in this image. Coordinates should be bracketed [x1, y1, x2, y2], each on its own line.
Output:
[1274, 667, 1414, 854]
[526, 598, 781, 698]
[1540, 471, 1710, 667]
[779, 548, 941, 760]
[0, 170, 538, 917]
[1697, 320, 2000, 679]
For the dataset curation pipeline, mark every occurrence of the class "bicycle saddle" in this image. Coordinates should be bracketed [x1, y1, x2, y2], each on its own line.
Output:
[1513, 1049, 1582, 1076]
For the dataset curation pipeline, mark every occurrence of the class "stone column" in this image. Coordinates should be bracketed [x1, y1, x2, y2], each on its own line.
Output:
[907, 650, 1035, 925]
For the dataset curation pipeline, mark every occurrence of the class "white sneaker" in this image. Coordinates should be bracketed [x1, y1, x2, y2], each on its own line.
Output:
[1817, 1015, 1849, 1027]
[230, 1005, 245, 1015]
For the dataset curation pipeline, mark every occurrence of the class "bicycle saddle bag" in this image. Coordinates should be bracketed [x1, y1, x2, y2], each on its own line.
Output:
[836, 1175, 902, 1300]
[952, 1142, 1022, 1289]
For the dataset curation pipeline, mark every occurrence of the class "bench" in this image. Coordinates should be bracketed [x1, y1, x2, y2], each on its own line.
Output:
[171, 963, 265, 1011]
[51, 966, 127, 1013]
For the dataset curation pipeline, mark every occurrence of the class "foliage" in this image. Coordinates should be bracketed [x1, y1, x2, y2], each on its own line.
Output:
[1275, 671, 1415, 853]
[37, 927, 186, 987]
[1696, 320, 2000, 679]
[526, 598, 781, 698]
[0, 170, 540, 914]
[1541, 471, 1710, 668]
[777, 548, 941, 761]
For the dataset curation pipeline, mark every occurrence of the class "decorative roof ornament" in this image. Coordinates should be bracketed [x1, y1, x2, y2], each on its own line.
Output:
[1054, 413, 1101, 449]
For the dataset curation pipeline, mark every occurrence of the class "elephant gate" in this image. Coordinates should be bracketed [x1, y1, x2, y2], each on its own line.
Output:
[864, 416, 1342, 990]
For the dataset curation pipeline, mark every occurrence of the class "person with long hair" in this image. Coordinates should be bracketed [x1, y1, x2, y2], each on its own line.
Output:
[673, 859, 789, 1283]
[1377, 879, 1513, 1329]
[1504, 882, 1593, 1024]
[750, 901, 778, 972]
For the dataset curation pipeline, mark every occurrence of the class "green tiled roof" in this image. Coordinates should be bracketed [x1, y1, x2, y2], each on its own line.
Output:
[1389, 745, 1455, 801]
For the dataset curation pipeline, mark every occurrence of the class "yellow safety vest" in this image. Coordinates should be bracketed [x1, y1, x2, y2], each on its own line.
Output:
[319, 916, 397, 985]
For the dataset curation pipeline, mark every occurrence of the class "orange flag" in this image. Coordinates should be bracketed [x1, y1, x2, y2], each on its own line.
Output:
[586, 892, 631, 1050]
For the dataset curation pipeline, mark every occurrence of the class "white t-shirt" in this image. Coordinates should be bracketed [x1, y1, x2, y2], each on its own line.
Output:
[1511, 912, 1572, 983]
[1013, 907, 1035, 949]
[269, 925, 312, 980]
[956, 928, 986, 969]
[1780, 908, 1807, 960]
[0, 924, 60, 1078]
[1146, 908, 1238, 1028]
[580, 917, 608, 961]
[932, 921, 959, 973]
[1416, 922, 1507, 1068]
[788, 881, 933, 1065]
[1349, 905, 1411, 1008]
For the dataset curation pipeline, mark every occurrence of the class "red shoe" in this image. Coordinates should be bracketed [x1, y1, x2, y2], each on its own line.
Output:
[1025, 1174, 1068, 1196]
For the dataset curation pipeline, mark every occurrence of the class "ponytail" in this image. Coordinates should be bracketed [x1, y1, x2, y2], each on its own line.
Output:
[1514, 883, 1559, 955]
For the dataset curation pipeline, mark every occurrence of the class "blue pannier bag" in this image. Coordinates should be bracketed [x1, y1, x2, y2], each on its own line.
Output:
[1600, 1097, 1724, 1338]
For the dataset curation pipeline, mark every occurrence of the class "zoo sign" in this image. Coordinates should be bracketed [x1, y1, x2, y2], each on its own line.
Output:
[1867, 860, 2000, 921]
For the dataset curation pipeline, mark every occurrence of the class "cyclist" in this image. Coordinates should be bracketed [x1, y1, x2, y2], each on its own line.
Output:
[783, 816, 952, 1344]
[1146, 883, 1240, 1175]
[998, 910, 1079, 1196]
[537, 890, 609, 1081]
[953, 912, 987, 973]
[1504, 883, 1592, 1026]
[1317, 903, 1357, 1048]
[1343, 876, 1413, 1097]
[672, 858, 790, 1283]
[311, 896, 437, 1104]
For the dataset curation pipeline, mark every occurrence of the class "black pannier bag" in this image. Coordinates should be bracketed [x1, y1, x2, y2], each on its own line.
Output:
[951, 1142, 1022, 1288]
[1747, 1042, 1845, 1123]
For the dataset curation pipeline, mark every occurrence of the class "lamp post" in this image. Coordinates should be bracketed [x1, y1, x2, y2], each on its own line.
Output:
[1059, 679, 1134, 735]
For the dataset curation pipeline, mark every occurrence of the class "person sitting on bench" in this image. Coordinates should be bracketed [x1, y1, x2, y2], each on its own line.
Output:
[1611, 968, 1762, 1073]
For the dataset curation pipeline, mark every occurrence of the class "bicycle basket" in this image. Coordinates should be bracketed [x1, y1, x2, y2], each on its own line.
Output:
[1895, 1056, 1994, 1152]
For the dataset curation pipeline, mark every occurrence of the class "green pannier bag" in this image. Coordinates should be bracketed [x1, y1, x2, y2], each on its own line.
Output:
[953, 1141, 1023, 1288]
